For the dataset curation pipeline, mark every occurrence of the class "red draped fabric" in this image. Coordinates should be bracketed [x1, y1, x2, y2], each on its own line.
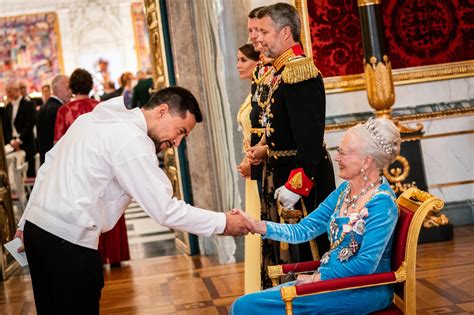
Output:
[97, 215, 130, 265]
[307, 0, 473, 77]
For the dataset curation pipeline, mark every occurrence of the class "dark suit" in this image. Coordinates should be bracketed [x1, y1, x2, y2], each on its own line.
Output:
[37, 97, 63, 164]
[131, 78, 153, 108]
[101, 87, 123, 102]
[1, 97, 37, 177]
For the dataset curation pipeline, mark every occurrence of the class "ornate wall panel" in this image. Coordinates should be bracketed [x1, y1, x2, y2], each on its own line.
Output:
[296, 0, 474, 93]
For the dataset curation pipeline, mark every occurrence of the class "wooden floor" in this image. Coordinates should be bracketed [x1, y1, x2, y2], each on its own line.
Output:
[1, 225, 473, 314]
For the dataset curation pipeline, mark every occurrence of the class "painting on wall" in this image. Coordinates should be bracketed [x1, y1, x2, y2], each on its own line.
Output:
[131, 2, 152, 73]
[295, 0, 473, 92]
[0, 12, 63, 96]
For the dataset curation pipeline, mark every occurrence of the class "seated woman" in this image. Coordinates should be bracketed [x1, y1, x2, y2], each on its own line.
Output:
[231, 117, 401, 314]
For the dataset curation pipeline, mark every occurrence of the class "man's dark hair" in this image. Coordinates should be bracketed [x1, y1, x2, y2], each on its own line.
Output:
[239, 43, 260, 61]
[257, 3, 301, 42]
[143, 86, 203, 123]
[248, 6, 265, 19]
[69, 68, 93, 95]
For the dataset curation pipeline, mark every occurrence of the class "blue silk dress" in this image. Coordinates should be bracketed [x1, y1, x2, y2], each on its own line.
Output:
[231, 177, 398, 314]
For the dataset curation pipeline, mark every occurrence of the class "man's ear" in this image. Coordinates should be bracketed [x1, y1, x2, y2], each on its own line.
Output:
[283, 26, 292, 41]
[156, 103, 169, 118]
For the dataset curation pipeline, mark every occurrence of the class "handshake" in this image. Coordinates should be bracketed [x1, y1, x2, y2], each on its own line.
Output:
[223, 209, 266, 236]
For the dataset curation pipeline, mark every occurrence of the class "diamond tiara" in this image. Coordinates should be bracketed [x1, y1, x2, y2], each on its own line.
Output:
[363, 117, 394, 155]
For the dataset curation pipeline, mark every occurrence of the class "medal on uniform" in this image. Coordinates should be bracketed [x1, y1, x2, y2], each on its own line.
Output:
[349, 239, 359, 253]
[338, 247, 353, 262]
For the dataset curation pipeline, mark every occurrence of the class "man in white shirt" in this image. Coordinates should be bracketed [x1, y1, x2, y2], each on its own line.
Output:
[16, 86, 252, 315]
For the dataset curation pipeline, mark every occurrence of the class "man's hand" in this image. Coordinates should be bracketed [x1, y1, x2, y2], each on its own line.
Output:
[224, 209, 255, 236]
[246, 144, 268, 165]
[232, 209, 267, 235]
[274, 186, 300, 209]
[14, 229, 24, 253]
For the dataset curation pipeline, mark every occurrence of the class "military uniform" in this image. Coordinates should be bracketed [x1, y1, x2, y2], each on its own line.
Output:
[255, 45, 335, 288]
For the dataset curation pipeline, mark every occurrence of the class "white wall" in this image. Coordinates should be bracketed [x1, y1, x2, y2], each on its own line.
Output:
[0, 0, 139, 86]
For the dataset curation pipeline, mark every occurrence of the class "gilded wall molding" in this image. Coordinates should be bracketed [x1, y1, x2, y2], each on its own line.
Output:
[293, 0, 312, 58]
[323, 60, 474, 94]
[325, 109, 474, 132]
[143, 0, 169, 91]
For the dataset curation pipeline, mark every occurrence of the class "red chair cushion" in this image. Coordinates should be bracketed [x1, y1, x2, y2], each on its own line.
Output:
[295, 272, 396, 296]
[369, 303, 403, 314]
[282, 260, 321, 274]
[392, 205, 414, 270]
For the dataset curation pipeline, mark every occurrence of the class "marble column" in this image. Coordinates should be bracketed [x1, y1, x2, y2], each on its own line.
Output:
[165, 0, 250, 263]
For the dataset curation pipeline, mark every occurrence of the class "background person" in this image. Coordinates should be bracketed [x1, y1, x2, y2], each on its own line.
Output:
[37, 74, 71, 164]
[236, 43, 261, 293]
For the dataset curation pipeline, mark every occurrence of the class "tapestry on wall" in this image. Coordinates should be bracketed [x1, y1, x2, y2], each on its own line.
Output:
[131, 2, 152, 74]
[0, 12, 63, 95]
[307, 0, 473, 77]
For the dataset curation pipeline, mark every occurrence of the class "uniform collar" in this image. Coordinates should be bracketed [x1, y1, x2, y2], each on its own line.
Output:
[273, 44, 304, 72]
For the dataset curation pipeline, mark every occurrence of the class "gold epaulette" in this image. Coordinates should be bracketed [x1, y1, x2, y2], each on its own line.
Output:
[282, 57, 321, 84]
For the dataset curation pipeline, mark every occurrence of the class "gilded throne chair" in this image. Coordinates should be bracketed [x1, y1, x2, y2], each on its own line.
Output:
[267, 187, 444, 315]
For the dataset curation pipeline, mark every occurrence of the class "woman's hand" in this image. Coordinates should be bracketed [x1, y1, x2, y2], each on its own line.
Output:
[295, 272, 320, 285]
[231, 209, 267, 235]
[237, 158, 251, 178]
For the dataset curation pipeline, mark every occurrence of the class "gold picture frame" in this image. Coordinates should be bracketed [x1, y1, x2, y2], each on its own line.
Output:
[131, 2, 152, 73]
[294, 0, 474, 94]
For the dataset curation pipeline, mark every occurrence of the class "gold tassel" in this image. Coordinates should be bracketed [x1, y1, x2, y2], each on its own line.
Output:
[282, 57, 320, 84]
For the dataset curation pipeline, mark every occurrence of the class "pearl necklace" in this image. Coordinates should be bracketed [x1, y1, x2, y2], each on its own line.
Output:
[342, 177, 382, 216]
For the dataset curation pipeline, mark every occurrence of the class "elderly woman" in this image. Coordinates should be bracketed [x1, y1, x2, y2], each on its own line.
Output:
[231, 117, 401, 314]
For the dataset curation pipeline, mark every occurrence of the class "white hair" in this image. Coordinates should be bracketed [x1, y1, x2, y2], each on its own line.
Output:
[348, 118, 401, 170]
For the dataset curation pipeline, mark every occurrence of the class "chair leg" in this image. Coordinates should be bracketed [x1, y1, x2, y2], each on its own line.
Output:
[281, 286, 297, 315]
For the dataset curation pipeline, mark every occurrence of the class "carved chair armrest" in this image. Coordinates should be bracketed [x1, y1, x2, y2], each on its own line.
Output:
[268, 261, 321, 287]
[281, 263, 407, 299]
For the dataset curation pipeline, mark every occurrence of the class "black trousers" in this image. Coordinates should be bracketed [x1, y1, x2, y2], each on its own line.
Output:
[23, 221, 104, 315]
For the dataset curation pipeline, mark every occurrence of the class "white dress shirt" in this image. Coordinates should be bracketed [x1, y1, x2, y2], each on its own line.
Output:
[11, 97, 21, 137]
[19, 96, 226, 249]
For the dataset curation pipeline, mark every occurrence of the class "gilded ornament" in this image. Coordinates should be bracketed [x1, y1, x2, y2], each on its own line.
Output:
[364, 55, 395, 115]
[282, 57, 320, 84]
[358, 0, 381, 7]
[289, 172, 303, 190]
[394, 262, 407, 281]
[383, 155, 410, 183]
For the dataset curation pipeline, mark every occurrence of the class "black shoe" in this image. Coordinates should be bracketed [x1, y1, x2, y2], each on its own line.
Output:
[110, 262, 122, 268]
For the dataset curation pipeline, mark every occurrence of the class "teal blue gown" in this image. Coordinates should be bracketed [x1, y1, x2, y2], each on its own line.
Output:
[231, 177, 398, 314]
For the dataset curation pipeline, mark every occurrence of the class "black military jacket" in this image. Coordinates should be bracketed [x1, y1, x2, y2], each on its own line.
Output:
[257, 45, 333, 200]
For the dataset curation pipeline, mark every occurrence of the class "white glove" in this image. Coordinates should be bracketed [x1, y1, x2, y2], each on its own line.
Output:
[274, 185, 301, 209]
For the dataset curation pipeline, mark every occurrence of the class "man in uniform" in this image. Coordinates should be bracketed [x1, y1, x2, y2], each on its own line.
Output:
[247, 2, 335, 288]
